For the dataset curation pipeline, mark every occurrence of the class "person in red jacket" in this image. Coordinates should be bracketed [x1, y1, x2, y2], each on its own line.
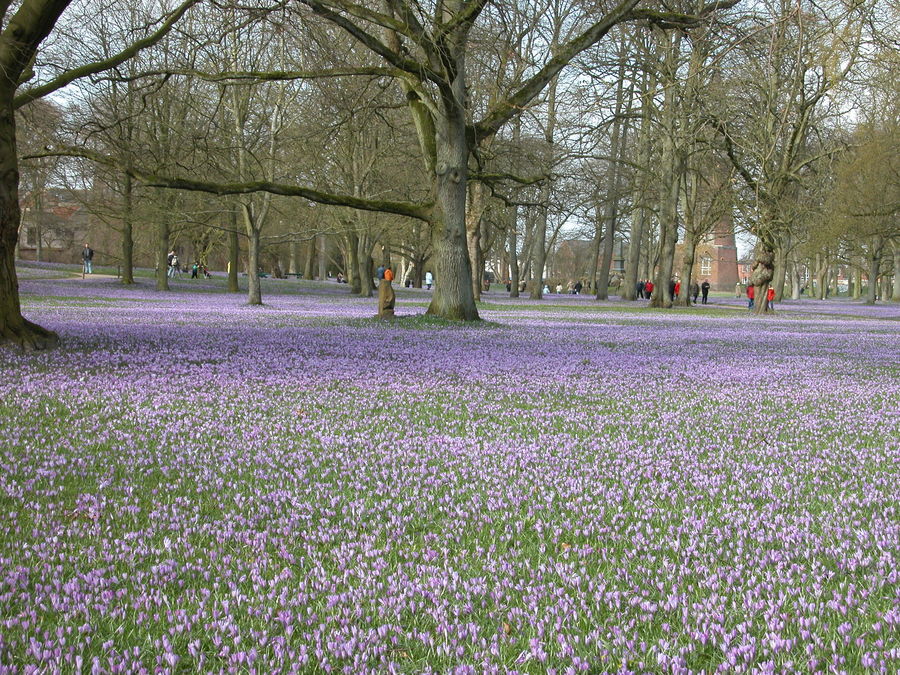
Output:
[746, 284, 755, 309]
[644, 280, 654, 299]
[674, 281, 681, 299]
[766, 286, 775, 310]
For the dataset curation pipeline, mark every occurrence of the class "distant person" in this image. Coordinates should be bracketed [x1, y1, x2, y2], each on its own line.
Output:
[336, 272, 344, 283]
[425, 270, 433, 290]
[746, 284, 755, 309]
[81, 243, 94, 274]
[167, 250, 178, 278]
[574, 281, 583, 295]
[735, 282, 742, 298]
[701, 280, 710, 304]
[519, 280, 527, 292]
[384, 266, 394, 282]
[767, 286, 775, 310]
[376, 264, 386, 281]
[191, 262, 199, 279]
[690, 281, 699, 303]
[635, 279, 645, 300]
[669, 279, 677, 299]
[542, 283, 550, 294]
[644, 280, 654, 299]
[556, 283, 563, 294]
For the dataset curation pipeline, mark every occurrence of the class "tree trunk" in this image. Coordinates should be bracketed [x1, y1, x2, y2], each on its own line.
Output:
[772, 242, 787, 301]
[425, 87, 479, 321]
[247, 226, 262, 305]
[346, 232, 361, 294]
[466, 172, 486, 302]
[678, 227, 696, 307]
[508, 206, 519, 298]
[865, 236, 883, 304]
[596, 208, 618, 300]
[288, 240, 298, 275]
[317, 235, 327, 280]
[751, 247, 776, 314]
[304, 242, 315, 280]
[530, 199, 548, 300]
[0, 94, 58, 348]
[156, 208, 170, 291]
[790, 258, 801, 300]
[121, 172, 135, 284]
[356, 233, 373, 297]
[892, 243, 900, 302]
[227, 209, 239, 292]
[649, 33, 682, 309]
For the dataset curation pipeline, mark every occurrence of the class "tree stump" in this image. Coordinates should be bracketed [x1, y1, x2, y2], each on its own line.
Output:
[377, 279, 395, 319]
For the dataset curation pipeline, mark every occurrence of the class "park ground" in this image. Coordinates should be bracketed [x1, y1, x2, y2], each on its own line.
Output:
[1, 262, 898, 673]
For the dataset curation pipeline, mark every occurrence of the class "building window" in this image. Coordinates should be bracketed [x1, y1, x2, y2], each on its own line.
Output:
[700, 255, 712, 276]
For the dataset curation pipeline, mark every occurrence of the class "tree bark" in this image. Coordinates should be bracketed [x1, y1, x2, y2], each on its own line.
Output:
[247, 225, 262, 305]
[156, 201, 170, 291]
[508, 205, 519, 298]
[466, 181, 486, 302]
[892, 242, 900, 302]
[120, 171, 135, 284]
[425, 83, 478, 320]
[751, 247, 775, 314]
[865, 236, 883, 305]
[0, 92, 58, 348]
[227, 211, 239, 292]
[356, 232, 373, 297]
[317, 234, 327, 279]
[288, 239, 298, 275]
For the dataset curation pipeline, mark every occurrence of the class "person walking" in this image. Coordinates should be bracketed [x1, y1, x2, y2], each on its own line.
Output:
[690, 281, 699, 303]
[673, 280, 681, 300]
[701, 280, 710, 304]
[766, 286, 775, 311]
[167, 250, 178, 278]
[425, 270, 433, 290]
[746, 284, 755, 309]
[644, 280, 654, 299]
[81, 244, 94, 274]
[635, 279, 645, 300]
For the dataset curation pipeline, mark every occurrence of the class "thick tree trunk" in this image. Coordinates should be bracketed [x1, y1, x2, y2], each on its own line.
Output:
[0, 94, 57, 349]
[751, 247, 776, 314]
[346, 232, 361, 294]
[247, 226, 262, 305]
[508, 206, 519, 298]
[596, 212, 617, 300]
[288, 240, 298, 275]
[893, 243, 900, 302]
[773, 243, 787, 301]
[156, 213, 170, 291]
[426, 104, 478, 321]
[121, 172, 135, 284]
[587, 217, 602, 295]
[623, 207, 647, 300]
[790, 258, 801, 300]
[356, 233, 373, 298]
[530, 198, 548, 300]
[678, 229, 696, 307]
[303, 242, 315, 280]
[466, 172, 486, 301]
[227, 216, 239, 293]
[865, 237, 883, 305]
[317, 235, 327, 280]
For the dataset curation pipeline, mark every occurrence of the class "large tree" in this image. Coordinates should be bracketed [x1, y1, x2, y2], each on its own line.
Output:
[0, 0, 197, 348]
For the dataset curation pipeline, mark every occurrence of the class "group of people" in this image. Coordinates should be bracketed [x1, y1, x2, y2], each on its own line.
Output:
[746, 284, 776, 310]
[635, 278, 712, 303]
[165, 250, 211, 279]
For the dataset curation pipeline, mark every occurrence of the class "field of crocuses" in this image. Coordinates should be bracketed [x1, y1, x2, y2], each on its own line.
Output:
[2, 268, 899, 674]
